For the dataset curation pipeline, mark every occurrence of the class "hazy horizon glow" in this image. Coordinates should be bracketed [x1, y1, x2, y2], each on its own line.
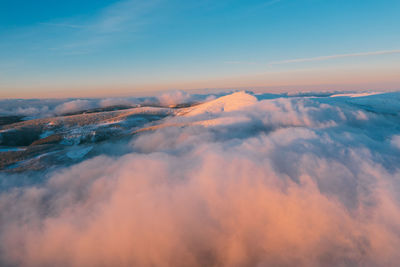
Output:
[1, 0, 400, 97]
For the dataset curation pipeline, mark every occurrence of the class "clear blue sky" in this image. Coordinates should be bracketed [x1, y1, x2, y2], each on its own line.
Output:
[1, 0, 399, 97]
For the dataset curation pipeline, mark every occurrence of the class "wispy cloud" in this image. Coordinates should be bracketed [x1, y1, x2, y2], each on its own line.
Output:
[262, 0, 283, 7]
[39, 22, 86, 29]
[38, 0, 163, 53]
[91, 0, 160, 33]
[224, 61, 258, 65]
[224, 49, 400, 67]
[268, 49, 400, 65]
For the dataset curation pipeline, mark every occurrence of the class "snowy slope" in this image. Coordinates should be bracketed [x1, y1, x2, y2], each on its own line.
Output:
[181, 91, 257, 116]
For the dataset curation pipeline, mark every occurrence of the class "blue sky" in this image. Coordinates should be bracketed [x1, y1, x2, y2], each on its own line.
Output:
[0, 0, 399, 97]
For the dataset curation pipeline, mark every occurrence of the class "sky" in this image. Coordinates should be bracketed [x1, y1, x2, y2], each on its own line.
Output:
[0, 0, 400, 98]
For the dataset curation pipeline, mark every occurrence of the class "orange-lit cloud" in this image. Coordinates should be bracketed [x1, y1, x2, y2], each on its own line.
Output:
[1, 92, 400, 266]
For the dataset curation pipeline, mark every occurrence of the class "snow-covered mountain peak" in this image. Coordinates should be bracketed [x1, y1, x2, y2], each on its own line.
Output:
[183, 91, 257, 116]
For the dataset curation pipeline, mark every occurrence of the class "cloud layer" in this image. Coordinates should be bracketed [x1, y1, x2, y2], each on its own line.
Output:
[0, 90, 214, 119]
[1, 91, 400, 266]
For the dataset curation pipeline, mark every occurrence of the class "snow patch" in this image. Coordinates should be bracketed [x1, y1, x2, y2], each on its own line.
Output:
[0, 147, 26, 152]
[184, 91, 257, 116]
[66, 146, 93, 159]
[40, 131, 55, 139]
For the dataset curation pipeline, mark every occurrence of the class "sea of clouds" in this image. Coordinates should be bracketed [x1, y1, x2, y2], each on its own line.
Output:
[0, 90, 217, 119]
[1, 91, 400, 266]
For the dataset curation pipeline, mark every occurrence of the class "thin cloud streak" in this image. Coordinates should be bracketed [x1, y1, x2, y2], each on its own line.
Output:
[35, 0, 162, 53]
[39, 23, 86, 29]
[263, 0, 283, 7]
[268, 49, 400, 65]
[224, 61, 258, 65]
[93, 0, 160, 33]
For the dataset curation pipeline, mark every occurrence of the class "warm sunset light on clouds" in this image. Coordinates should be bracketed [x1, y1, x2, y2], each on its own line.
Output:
[1, 1, 400, 266]
[2, 91, 400, 266]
